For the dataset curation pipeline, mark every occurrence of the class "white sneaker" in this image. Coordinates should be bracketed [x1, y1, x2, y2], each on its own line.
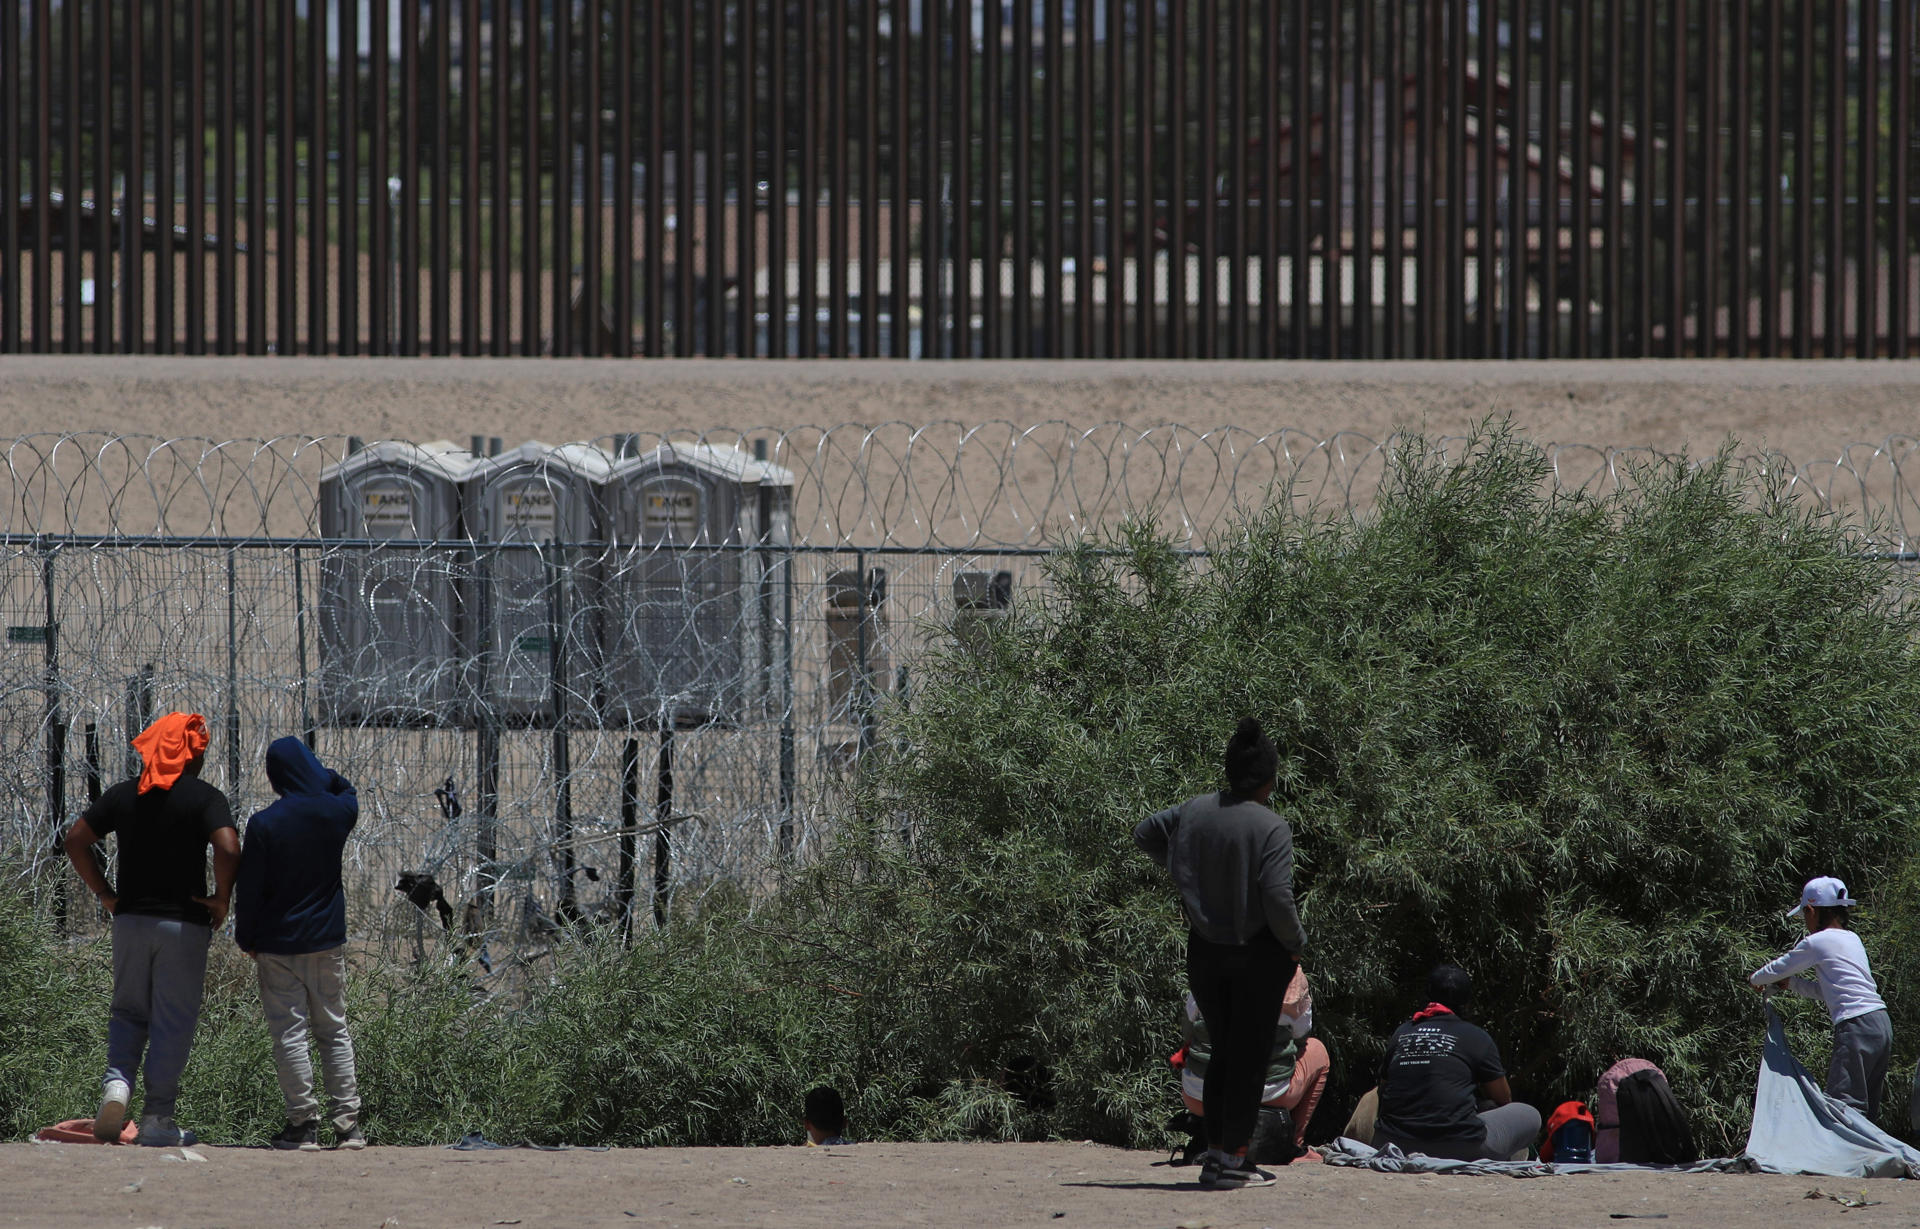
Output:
[94, 1080, 130, 1143]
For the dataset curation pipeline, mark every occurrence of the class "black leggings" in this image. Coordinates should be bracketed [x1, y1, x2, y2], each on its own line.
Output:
[1186, 931, 1297, 1154]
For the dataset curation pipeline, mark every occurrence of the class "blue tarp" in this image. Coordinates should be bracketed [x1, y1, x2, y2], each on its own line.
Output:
[1743, 1006, 1920, 1179]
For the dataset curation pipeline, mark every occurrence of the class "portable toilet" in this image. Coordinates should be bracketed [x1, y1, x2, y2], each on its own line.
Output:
[316, 439, 478, 725]
[603, 442, 793, 728]
[463, 441, 614, 722]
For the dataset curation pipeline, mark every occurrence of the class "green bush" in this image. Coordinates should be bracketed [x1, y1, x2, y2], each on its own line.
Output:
[8, 424, 1920, 1153]
[829, 424, 1920, 1152]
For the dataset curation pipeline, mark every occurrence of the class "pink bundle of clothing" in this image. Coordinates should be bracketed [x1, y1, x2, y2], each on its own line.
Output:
[1595, 1057, 1660, 1163]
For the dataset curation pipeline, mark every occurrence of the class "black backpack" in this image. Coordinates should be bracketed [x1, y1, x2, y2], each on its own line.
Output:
[1164, 1107, 1301, 1167]
[1247, 1104, 1303, 1165]
[1617, 1068, 1698, 1164]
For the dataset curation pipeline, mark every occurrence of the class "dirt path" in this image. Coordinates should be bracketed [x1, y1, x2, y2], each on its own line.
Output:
[5, 1141, 1918, 1229]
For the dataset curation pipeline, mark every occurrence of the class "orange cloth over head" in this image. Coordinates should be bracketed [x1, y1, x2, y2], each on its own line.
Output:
[131, 712, 209, 794]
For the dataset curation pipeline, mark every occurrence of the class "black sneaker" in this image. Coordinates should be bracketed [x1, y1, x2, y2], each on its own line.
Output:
[135, 1116, 200, 1148]
[270, 1120, 322, 1152]
[334, 1126, 367, 1151]
[1200, 1156, 1277, 1189]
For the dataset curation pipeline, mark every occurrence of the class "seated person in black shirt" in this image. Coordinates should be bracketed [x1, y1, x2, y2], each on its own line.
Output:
[1373, 965, 1542, 1161]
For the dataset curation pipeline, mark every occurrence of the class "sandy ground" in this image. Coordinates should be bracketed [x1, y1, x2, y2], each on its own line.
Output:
[5, 356, 1920, 544]
[4, 357, 1920, 458]
[6, 1141, 1920, 1229]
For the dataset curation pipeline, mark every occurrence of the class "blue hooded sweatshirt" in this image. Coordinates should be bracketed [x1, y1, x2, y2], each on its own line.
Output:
[234, 737, 358, 955]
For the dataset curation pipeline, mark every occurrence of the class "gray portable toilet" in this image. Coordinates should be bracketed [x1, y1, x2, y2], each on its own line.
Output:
[317, 440, 479, 725]
[463, 441, 614, 722]
[603, 442, 793, 728]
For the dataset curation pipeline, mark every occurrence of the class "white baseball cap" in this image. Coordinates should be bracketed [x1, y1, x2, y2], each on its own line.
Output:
[1786, 876, 1857, 918]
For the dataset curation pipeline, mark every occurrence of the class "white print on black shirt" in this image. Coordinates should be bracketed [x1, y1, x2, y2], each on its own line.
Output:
[1391, 1026, 1460, 1067]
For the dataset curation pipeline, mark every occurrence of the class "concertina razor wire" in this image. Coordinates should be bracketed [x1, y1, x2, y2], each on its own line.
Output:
[3, 425, 1918, 980]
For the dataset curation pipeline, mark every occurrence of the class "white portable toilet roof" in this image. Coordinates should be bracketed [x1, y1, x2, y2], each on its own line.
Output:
[321, 438, 483, 485]
[608, 440, 793, 488]
[468, 439, 618, 483]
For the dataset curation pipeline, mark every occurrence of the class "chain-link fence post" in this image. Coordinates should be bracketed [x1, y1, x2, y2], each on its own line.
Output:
[474, 535, 500, 925]
[40, 542, 67, 930]
[293, 543, 316, 748]
[226, 547, 242, 801]
[653, 717, 674, 928]
[547, 541, 577, 921]
[619, 736, 639, 942]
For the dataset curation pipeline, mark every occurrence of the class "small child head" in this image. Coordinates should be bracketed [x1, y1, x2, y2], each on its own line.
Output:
[804, 1085, 846, 1143]
[1788, 876, 1856, 932]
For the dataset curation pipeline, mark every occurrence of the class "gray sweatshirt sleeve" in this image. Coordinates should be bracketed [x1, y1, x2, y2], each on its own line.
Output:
[1133, 804, 1182, 869]
[1259, 821, 1307, 954]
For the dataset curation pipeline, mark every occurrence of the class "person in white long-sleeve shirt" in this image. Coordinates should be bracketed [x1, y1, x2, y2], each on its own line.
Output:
[1749, 876, 1891, 1118]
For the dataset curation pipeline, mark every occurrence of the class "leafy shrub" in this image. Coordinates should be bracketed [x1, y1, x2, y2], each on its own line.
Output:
[830, 424, 1920, 1151]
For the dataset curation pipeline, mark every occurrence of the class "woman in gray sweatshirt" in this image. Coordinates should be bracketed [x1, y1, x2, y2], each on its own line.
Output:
[1135, 717, 1304, 1188]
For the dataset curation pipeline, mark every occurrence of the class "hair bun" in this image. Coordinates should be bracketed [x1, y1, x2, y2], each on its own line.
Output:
[1232, 716, 1264, 744]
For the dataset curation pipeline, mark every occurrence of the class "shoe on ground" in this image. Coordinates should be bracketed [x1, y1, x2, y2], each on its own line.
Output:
[1199, 1155, 1277, 1189]
[270, 1120, 322, 1152]
[135, 1116, 199, 1148]
[334, 1126, 367, 1151]
[94, 1080, 130, 1143]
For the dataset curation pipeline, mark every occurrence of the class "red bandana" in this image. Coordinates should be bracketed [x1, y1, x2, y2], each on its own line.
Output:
[1411, 1002, 1456, 1022]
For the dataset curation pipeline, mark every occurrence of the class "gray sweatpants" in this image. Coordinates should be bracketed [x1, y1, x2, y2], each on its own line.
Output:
[1829, 1008, 1891, 1119]
[256, 946, 361, 1132]
[106, 914, 213, 1120]
[1377, 1102, 1544, 1162]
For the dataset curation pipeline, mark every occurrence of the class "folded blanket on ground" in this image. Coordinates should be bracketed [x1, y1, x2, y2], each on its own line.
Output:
[1319, 1137, 1743, 1176]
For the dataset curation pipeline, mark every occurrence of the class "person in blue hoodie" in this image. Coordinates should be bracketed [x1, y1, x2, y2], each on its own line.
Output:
[234, 737, 364, 1152]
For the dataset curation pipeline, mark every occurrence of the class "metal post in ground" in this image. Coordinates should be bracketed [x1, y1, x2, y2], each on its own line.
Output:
[474, 536, 500, 922]
[653, 716, 674, 927]
[778, 519, 796, 858]
[226, 548, 241, 799]
[547, 542, 576, 921]
[124, 664, 154, 779]
[619, 736, 639, 942]
[40, 543, 65, 928]
[293, 543, 316, 748]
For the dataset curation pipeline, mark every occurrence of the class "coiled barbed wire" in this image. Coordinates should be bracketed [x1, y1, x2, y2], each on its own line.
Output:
[3, 426, 1915, 975]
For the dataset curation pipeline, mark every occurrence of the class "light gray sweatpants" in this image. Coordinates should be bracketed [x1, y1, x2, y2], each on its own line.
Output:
[256, 945, 361, 1132]
[1377, 1102, 1545, 1162]
[1829, 1008, 1891, 1119]
[106, 914, 213, 1120]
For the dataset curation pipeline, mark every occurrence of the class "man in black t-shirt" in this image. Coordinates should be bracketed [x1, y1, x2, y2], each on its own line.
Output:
[64, 712, 238, 1148]
[1373, 965, 1542, 1161]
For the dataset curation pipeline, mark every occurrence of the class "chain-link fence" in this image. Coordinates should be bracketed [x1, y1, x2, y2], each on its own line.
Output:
[5, 426, 1919, 977]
